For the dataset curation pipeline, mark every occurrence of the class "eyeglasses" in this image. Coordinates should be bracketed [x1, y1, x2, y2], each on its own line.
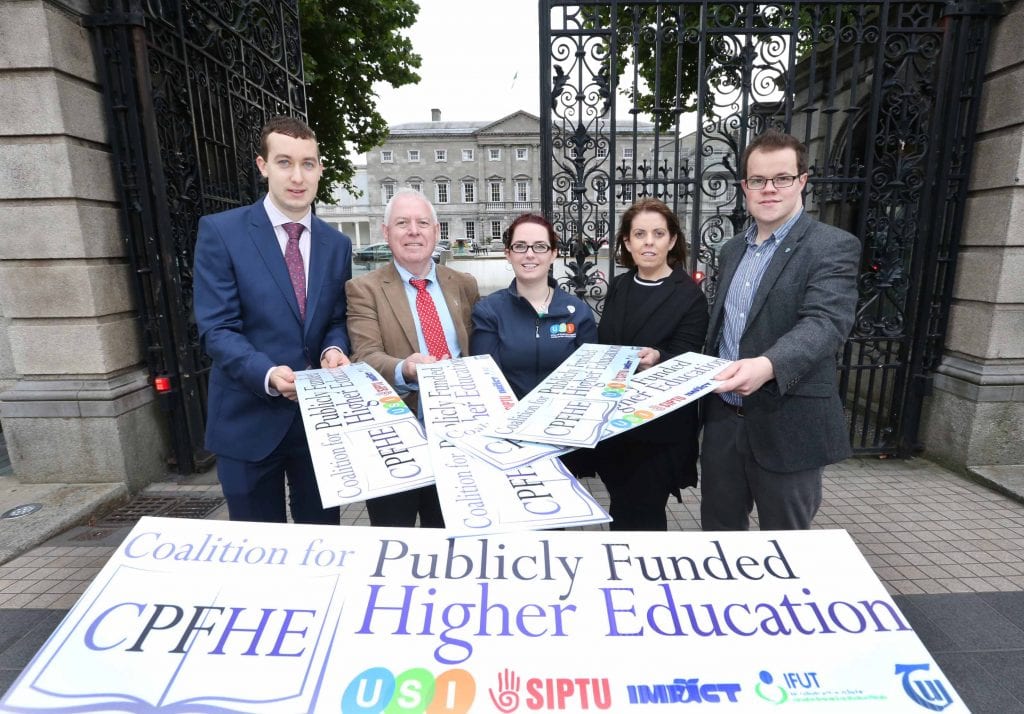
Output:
[509, 242, 552, 254]
[743, 175, 802, 190]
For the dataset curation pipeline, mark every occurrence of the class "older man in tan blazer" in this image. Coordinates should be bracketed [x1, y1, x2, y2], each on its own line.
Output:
[346, 188, 479, 527]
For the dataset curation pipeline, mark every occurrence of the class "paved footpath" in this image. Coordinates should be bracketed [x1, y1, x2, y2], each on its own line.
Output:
[2, 456, 1023, 711]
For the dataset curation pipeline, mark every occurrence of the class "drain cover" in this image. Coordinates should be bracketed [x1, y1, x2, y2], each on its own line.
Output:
[1, 503, 42, 519]
[95, 494, 224, 526]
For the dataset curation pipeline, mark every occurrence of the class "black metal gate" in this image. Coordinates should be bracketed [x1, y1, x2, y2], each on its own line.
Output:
[540, 0, 1002, 455]
[88, 0, 307, 472]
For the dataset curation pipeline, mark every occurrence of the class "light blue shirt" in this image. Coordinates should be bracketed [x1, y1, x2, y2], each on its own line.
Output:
[392, 260, 461, 392]
[718, 209, 803, 405]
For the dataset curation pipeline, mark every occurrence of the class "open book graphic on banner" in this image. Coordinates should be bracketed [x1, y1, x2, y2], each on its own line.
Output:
[418, 356, 611, 533]
[296, 364, 433, 507]
[3, 522, 348, 713]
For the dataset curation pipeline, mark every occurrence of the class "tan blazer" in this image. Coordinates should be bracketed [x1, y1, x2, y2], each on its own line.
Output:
[346, 261, 480, 412]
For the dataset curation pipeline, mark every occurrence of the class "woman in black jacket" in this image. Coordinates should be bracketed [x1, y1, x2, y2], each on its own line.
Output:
[596, 198, 709, 530]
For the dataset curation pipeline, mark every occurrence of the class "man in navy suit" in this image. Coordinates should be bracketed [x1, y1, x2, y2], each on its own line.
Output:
[702, 129, 860, 531]
[194, 116, 351, 524]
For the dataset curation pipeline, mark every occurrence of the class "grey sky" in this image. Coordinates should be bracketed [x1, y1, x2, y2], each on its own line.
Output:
[371, 0, 542, 126]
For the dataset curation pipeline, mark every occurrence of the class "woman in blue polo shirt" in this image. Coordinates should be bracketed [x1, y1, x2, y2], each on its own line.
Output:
[471, 214, 597, 400]
[471, 214, 598, 481]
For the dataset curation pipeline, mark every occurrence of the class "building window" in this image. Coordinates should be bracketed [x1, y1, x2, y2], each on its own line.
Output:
[596, 146, 608, 159]
[435, 149, 447, 162]
[462, 149, 474, 161]
[380, 150, 394, 163]
[408, 149, 421, 162]
[488, 148, 502, 161]
[465, 221, 476, 241]
[462, 181, 476, 203]
[622, 147, 634, 159]
[408, 180, 422, 193]
[435, 181, 450, 204]
[515, 180, 530, 203]
[489, 181, 502, 203]
[439, 221, 450, 241]
[515, 147, 529, 161]
[621, 183, 635, 203]
[491, 221, 503, 240]
[382, 182, 396, 204]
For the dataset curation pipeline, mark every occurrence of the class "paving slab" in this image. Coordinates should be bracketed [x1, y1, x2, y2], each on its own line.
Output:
[0, 479, 126, 565]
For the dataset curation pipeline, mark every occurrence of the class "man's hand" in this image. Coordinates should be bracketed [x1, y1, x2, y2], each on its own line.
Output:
[401, 352, 445, 382]
[270, 366, 299, 400]
[320, 348, 350, 369]
[712, 356, 775, 397]
[636, 347, 661, 371]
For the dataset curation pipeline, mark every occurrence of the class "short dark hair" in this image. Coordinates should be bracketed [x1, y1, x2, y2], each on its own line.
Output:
[503, 213, 558, 251]
[614, 198, 688, 269]
[259, 116, 317, 159]
[742, 129, 808, 177]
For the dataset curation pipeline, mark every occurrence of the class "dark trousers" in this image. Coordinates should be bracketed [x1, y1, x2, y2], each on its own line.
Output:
[365, 485, 445, 528]
[216, 411, 340, 525]
[700, 396, 822, 531]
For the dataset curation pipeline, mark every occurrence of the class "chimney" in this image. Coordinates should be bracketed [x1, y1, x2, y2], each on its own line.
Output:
[431, 108, 441, 122]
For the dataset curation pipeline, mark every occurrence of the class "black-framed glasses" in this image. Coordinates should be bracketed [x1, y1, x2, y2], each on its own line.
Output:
[509, 242, 552, 254]
[743, 174, 802, 190]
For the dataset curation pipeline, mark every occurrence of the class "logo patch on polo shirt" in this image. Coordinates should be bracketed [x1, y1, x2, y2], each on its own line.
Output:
[549, 322, 576, 338]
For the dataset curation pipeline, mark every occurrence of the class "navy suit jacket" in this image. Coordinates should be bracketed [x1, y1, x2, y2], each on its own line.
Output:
[194, 198, 352, 463]
[706, 212, 860, 472]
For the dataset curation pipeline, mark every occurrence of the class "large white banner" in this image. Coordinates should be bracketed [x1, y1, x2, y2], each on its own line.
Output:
[459, 352, 732, 471]
[418, 356, 611, 534]
[482, 344, 640, 447]
[296, 365, 434, 507]
[2, 518, 967, 713]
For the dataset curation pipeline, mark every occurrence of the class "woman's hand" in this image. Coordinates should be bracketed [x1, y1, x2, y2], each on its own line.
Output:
[637, 347, 661, 371]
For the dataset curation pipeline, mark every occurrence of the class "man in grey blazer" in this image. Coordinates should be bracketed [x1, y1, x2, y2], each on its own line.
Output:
[701, 130, 860, 530]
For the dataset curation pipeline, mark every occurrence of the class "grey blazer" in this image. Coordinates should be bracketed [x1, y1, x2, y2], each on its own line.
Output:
[706, 211, 861, 472]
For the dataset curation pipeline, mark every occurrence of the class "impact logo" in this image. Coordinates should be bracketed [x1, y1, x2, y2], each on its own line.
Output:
[548, 322, 577, 338]
[626, 678, 741, 704]
[896, 663, 955, 711]
[609, 409, 655, 429]
[487, 668, 612, 711]
[601, 382, 628, 399]
[342, 667, 475, 713]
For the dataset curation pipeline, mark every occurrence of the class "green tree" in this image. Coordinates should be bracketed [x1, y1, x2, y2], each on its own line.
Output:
[299, 0, 422, 201]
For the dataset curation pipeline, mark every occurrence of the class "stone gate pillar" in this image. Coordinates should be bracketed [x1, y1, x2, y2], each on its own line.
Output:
[0, 0, 167, 489]
[922, 0, 1024, 470]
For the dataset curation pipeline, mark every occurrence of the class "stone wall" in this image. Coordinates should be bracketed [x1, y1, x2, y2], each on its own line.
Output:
[921, 0, 1024, 467]
[0, 0, 167, 487]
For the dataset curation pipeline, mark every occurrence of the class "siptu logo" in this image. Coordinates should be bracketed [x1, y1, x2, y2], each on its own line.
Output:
[487, 668, 612, 711]
[896, 664, 955, 711]
[341, 666, 475, 713]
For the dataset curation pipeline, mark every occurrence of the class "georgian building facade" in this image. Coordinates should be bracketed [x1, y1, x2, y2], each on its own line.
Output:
[365, 110, 543, 249]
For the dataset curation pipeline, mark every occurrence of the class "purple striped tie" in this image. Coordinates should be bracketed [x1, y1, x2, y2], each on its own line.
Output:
[283, 222, 306, 321]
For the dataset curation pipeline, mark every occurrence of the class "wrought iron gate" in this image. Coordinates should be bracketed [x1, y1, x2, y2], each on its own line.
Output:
[540, 0, 1002, 455]
[88, 0, 307, 472]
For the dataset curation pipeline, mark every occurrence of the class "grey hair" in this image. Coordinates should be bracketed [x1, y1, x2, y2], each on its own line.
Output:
[384, 187, 438, 224]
